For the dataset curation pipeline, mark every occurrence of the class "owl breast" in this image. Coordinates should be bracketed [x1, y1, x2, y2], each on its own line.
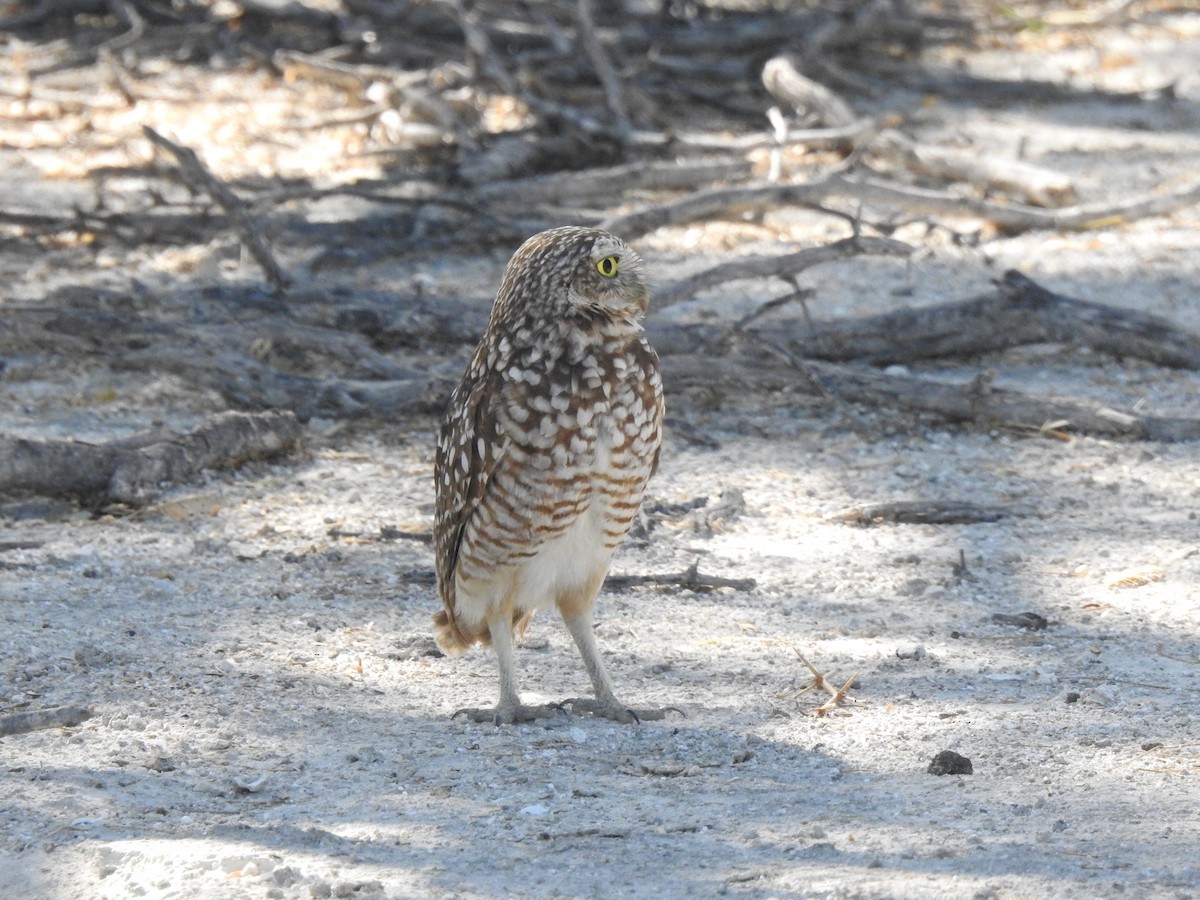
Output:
[454, 322, 662, 617]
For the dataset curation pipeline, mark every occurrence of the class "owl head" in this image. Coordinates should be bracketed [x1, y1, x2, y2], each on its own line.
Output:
[493, 227, 650, 323]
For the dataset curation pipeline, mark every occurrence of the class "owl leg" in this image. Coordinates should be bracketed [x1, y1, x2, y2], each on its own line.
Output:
[452, 610, 562, 725]
[559, 605, 671, 724]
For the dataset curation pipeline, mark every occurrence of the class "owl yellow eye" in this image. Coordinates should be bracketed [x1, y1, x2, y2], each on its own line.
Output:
[595, 256, 618, 277]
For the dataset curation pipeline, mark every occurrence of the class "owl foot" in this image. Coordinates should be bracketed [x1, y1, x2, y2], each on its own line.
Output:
[452, 702, 566, 725]
[562, 697, 684, 724]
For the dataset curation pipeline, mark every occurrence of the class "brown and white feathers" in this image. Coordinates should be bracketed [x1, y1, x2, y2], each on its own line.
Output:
[433, 226, 663, 655]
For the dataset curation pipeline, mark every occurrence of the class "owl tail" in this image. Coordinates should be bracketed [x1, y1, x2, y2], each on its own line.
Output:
[433, 607, 535, 655]
[433, 608, 473, 656]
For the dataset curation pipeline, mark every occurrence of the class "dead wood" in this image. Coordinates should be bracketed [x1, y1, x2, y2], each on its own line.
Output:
[604, 561, 756, 593]
[667, 351, 1200, 442]
[652, 269, 1200, 372]
[762, 56, 859, 127]
[793, 359, 1199, 442]
[142, 126, 291, 293]
[656, 236, 913, 307]
[575, 0, 631, 137]
[600, 174, 1200, 238]
[826, 500, 1024, 526]
[0, 411, 302, 505]
[0, 704, 92, 737]
[474, 157, 752, 205]
[770, 270, 1200, 371]
[867, 129, 1078, 207]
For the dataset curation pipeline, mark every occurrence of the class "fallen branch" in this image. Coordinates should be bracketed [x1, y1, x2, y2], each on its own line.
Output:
[601, 173, 1200, 237]
[772, 270, 1200, 370]
[762, 55, 859, 127]
[825, 500, 1024, 526]
[663, 352, 1200, 443]
[0, 411, 302, 505]
[0, 704, 92, 737]
[867, 129, 1078, 207]
[800, 359, 1199, 442]
[655, 270, 1200, 372]
[605, 561, 756, 593]
[657, 235, 913, 307]
[576, 0, 631, 136]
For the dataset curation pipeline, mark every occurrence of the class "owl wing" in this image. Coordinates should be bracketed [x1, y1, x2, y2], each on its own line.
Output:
[434, 348, 506, 616]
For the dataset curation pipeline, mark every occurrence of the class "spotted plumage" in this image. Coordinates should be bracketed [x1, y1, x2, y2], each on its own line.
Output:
[433, 226, 666, 724]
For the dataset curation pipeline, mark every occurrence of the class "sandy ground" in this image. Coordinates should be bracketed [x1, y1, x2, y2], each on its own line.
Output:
[3, 11, 1200, 900]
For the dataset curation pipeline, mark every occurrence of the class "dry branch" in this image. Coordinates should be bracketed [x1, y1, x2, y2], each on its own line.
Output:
[799, 360, 1194, 442]
[605, 562, 756, 593]
[762, 56, 859, 127]
[0, 704, 92, 737]
[657, 236, 913, 307]
[768, 270, 1200, 370]
[474, 157, 752, 206]
[826, 500, 1023, 525]
[0, 411, 302, 505]
[142, 126, 291, 293]
[601, 174, 1200, 238]
[868, 129, 1078, 207]
[575, 0, 631, 136]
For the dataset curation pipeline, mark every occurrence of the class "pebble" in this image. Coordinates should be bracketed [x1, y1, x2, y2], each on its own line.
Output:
[927, 750, 973, 776]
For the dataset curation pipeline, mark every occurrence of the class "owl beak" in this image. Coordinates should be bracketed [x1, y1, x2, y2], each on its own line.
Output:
[602, 279, 649, 317]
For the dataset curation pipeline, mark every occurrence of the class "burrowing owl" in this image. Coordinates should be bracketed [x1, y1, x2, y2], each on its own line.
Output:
[433, 226, 666, 724]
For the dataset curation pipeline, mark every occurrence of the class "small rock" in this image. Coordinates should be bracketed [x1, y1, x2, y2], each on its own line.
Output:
[1077, 687, 1115, 708]
[1065, 692, 1081, 704]
[347, 746, 382, 764]
[895, 644, 926, 661]
[333, 881, 383, 897]
[519, 804, 548, 816]
[74, 645, 115, 668]
[927, 750, 973, 776]
[386, 635, 441, 660]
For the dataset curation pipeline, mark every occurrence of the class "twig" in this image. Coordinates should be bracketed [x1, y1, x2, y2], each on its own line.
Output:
[605, 561, 755, 593]
[634, 120, 876, 153]
[475, 157, 751, 206]
[142, 126, 292, 293]
[327, 527, 433, 544]
[781, 649, 860, 717]
[656, 236, 913, 307]
[0, 704, 92, 737]
[868, 129, 1078, 207]
[575, 0, 631, 137]
[601, 173, 1200, 238]
[825, 500, 1023, 526]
